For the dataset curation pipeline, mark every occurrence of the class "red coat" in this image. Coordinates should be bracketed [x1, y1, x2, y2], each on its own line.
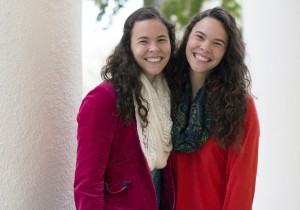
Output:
[74, 82, 175, 210]
[170, 96, 260, 210]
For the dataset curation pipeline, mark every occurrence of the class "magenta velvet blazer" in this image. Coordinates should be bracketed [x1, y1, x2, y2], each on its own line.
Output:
[74, 82, 175, 210]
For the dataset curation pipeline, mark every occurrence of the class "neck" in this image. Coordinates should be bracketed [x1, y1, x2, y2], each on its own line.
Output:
[143, 72, 157, 84]
[189, 70, 208, 99]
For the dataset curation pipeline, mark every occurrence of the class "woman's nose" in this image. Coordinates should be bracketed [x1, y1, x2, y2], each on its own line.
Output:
[149, 43, 160, 52]
[200, 41, 211, 52]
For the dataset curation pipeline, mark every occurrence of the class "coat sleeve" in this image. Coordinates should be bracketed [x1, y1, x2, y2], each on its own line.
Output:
[222, 96, 260, 210]
[74, 84, 118, 210]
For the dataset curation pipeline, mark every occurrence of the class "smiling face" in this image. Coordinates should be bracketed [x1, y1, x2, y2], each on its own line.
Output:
[131, 19, 171, 83]
[186, 17, 228, 80]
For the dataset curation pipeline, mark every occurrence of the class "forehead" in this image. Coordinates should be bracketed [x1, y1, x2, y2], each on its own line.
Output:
[192, 17, 228, 41]
[131, 19, 168, 37]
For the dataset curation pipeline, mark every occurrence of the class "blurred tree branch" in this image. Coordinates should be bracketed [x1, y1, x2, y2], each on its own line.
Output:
[92, 0, 241, 30]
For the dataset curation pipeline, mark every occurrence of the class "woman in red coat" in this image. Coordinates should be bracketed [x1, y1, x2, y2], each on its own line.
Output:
[74, 6, 176, 210]
[170, 7, 260, 210]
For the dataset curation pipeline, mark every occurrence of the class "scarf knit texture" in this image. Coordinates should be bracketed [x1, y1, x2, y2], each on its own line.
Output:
[134, 73, 173, 171]
[171, 82, 211, 152]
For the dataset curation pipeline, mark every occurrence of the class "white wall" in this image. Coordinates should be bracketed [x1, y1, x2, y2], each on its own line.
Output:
[0, 0, 82, 209]
[243, 0, 300, 209]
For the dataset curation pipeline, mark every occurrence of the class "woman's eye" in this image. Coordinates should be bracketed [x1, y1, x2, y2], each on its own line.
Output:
[196, 35, 204, 40]
[214, 42, 223, 47]
[158, 38, 167, 42]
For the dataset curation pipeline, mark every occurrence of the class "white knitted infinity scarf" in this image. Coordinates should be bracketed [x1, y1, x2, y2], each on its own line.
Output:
[134, 73, 173, 171]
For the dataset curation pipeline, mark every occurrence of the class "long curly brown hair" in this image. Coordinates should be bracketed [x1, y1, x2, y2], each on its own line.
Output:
[101, 6, 176, 126]
[173, 7, 251, 149]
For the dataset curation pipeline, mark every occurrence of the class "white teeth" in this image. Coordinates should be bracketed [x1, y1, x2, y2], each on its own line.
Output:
[195, 54, 209, 62]
[146, 57, 161, 62]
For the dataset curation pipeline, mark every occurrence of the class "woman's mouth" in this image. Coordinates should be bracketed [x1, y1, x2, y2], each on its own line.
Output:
[194, 53, 210, 62]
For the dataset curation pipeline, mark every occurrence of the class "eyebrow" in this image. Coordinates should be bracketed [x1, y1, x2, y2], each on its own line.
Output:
[195, 31, 226, 45]
[136, 35, 168, 40]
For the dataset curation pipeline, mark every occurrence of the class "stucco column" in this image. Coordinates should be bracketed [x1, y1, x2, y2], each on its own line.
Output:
[0, 0, 82, 209]
[243, 1, 300, 209]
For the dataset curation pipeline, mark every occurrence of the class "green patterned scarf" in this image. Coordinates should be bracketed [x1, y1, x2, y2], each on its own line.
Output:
[171, 82, 211, 152]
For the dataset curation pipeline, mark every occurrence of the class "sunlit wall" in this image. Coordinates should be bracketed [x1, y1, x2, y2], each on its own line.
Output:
[0, 0, 82, 209]
[243, 0, 300, 209]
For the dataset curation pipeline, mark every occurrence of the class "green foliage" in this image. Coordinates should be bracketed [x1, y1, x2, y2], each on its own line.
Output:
[143, 0, 157, 6]
[221, 0, 241, 20]
[93, 0, 241, 29]
[160, 0, 205, 29]
[94, 0, 128, 21]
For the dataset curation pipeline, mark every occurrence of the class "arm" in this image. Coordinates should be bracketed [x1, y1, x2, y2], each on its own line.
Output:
[223, 96, 260, 210]
[74, 84, 118, 210]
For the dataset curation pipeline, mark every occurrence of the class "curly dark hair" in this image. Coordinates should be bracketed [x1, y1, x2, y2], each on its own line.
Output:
[173, 7, 252, 149]
[101, 6, 176, 126]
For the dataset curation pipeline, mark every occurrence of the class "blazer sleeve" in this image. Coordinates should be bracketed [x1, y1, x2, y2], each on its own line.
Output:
[74, 84, 118, 210]
[222, 96, 260, 210]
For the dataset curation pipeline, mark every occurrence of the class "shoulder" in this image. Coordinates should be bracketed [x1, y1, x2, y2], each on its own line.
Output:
[78, 81, 117, 117]
[246, 94, 258, 120]
[244, 94, 260, 134]
[82, 81, 116, 105]
[86, 81, 115, 100]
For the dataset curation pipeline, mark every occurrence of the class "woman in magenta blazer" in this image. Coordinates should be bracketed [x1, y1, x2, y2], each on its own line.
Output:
[74, 6, 176, 210]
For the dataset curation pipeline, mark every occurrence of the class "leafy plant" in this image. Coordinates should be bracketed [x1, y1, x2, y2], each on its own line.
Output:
[92, 0, 241, 31]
